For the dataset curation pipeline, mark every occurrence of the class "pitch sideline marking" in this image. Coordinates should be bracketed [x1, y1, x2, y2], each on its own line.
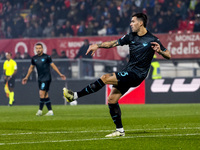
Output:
[0, 133, 200, 146]
[1, 126, 200, 136]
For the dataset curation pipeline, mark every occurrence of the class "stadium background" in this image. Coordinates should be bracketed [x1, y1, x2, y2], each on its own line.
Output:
[0, 1, 200, 149]
[0, 0, 200, 105]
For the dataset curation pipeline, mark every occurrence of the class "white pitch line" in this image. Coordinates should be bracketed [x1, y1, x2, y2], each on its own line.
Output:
[1, 127, 200, 136]
[0, 133, 200, 146]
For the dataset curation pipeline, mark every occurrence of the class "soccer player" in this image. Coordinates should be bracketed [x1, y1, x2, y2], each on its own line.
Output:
[3, 52, 17, 106]
[22, 43, 66, 116]
[63, 13, 171, 137]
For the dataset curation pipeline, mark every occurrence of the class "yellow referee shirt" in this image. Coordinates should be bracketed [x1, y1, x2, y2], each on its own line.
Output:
[3, 59, 17, 76]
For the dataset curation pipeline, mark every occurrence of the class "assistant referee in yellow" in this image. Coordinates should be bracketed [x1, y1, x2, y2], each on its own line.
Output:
[149, 54, 162, 79]
[3, 52, 17, 106]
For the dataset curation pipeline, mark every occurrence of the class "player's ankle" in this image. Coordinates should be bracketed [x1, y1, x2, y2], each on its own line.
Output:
[116, 128, 124, 132]
[74, 92, 78, 100]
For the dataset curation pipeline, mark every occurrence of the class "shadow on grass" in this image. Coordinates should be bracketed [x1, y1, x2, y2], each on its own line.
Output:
[126, 130, 166, 136]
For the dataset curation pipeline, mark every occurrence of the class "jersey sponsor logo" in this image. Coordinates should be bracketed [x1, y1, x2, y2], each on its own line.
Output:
[151, 78, 200, 93]
[143, 42, 148, 47]
[41, 58, 45, 62]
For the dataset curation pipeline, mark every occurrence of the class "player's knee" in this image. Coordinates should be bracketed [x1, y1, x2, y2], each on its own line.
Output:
[100, 75, 109, 84]
[100, 74, 106, 80]
[39, 93, 45, 98]
[107, 95, 118, 104]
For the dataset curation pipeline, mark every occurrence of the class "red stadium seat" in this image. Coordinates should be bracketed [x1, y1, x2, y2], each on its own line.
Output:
[71, 25, 78, 36]
[178, 20, 188, 30]
[187, 20, 195, 31]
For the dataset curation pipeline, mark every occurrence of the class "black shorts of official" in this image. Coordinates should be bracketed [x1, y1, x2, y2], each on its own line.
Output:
[4, 76, 15, 88]
[113, 71, 145, 95]
[38, 80, 51, 92]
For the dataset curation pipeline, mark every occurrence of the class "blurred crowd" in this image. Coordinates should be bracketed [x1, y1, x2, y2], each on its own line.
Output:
[0, 0, 200, 39]
[0, 0, 200, 80]
[0, 49, 71, 80]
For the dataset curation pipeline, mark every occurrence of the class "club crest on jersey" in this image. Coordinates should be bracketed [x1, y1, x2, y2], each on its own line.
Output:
[143, 42, 148, 47]
[41, 58, 45, 62]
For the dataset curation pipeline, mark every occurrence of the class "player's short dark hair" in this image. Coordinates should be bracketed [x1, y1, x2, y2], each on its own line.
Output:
[36, 43, 43, 48]
[132, 13, 148, 27]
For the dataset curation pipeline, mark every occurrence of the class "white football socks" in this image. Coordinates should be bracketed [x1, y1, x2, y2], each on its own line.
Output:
[74, 92, 78, 100]
[116, 128, 124, 132]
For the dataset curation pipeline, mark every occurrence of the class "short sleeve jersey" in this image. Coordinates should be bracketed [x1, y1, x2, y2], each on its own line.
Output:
[118, 30, 166, 79]
[31, 53, 52, 82]
[3, 59, 17, 76]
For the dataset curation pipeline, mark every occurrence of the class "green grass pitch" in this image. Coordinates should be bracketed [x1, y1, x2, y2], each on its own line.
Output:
[0, 104, 200, 150]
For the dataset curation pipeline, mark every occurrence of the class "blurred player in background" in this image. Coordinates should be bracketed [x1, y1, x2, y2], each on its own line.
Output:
[3, 52, 17, 106]
[22, 43, 66, 116]
[63, 13, 171, 137]
[74, 39, 94, 77]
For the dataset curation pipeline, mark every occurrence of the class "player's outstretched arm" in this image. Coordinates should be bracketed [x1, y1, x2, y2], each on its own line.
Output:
[22, 65, 35, 85]
[151, 42, 171, 59]
[86, 40, 119, 56]
[50, 63, 66, 80]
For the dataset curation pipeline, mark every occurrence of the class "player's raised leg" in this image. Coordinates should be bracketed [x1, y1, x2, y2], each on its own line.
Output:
[63, 78, 105, 102]
[63, 73, 118, 102]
